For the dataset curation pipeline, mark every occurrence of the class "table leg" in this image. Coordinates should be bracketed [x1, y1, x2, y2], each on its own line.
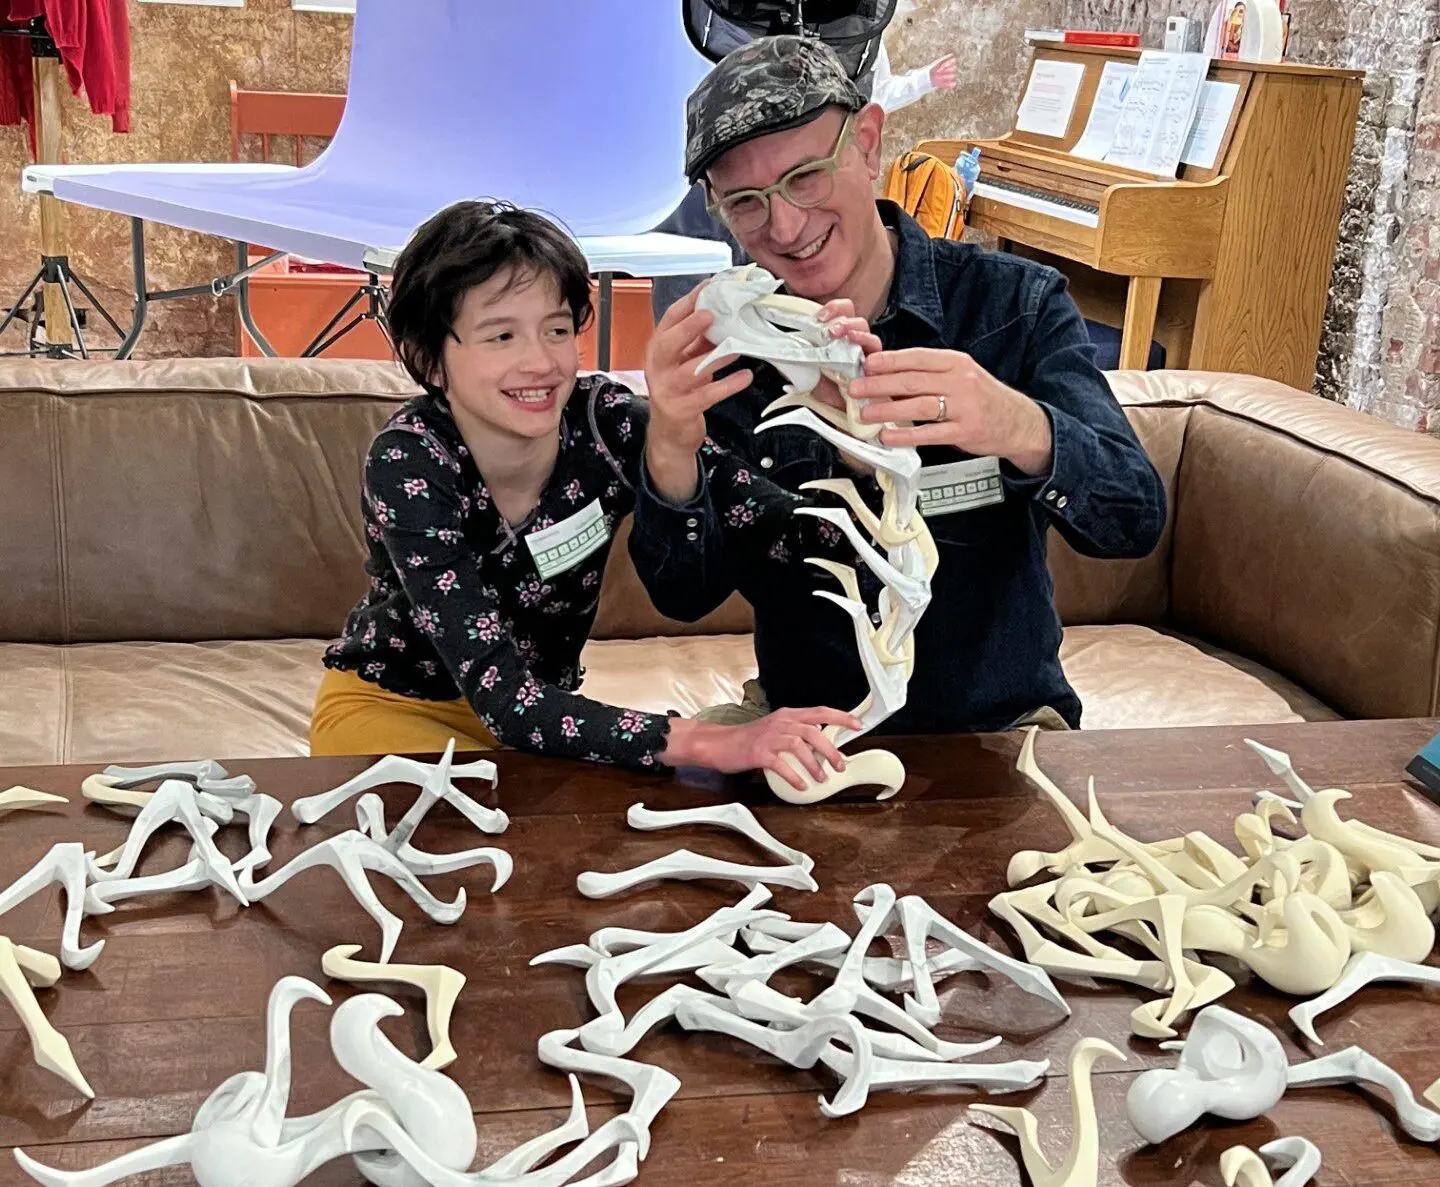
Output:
[1120, 276, 1162, 371]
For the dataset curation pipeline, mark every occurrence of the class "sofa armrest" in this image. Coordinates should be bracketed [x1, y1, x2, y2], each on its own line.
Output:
[1151, 371, 1440, 719]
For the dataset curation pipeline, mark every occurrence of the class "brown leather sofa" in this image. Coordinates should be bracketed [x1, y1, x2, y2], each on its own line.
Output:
[2, 359, 1438, 767]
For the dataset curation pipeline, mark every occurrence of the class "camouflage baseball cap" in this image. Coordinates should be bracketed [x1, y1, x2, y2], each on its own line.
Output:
[684, 35, 866, 183]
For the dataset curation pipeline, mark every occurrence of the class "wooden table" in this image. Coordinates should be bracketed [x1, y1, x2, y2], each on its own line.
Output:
[2, 718, 1439, 1186]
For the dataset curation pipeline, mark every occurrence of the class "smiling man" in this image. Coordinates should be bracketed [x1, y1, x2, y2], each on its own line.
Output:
[629, 36, 1167, 736]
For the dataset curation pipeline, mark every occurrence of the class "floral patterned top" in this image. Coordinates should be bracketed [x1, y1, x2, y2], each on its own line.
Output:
[324, 376, 672, 770]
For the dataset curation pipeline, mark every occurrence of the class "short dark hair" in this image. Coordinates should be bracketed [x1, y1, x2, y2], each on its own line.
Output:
[386, 200, 593, 391]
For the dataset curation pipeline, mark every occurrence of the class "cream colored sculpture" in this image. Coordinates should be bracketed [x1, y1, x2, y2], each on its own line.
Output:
[969, 1037, 1126, 1187]
[322, 944, 465, 1071]
[697, 265, 939, 805]
[0, 936, 92, 1098]
[0, 786, 67, 815]
[1221, 1137, 1322, 1187]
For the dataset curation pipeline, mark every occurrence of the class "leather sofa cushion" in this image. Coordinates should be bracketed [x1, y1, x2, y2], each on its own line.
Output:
[0, 625, 1336, 766]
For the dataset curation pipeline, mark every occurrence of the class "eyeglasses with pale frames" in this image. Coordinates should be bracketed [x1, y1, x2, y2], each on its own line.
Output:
[705, 112, 856, 233]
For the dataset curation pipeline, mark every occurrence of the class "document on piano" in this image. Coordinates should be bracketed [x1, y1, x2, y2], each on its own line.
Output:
[1104, 50, 1208, 177]
[1071, 61, 1137, 161]
[1180, 80, 1242, 168]
[1015, 59, 1086, 138]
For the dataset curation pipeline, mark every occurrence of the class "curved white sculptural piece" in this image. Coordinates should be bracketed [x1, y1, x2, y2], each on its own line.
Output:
[322, 944, 466, 1071]
[697, 264, 938, 806]
[1126, 1006, 1290, 1144]
[1286, 1045, 1440, 1142]
[575, 848, 817, 899]
[970, 1037, 1126, 1187]
[354, 792, 513, 885]
[1221, 1136, 1323, 1187]
[626, 801, 814, 872]
[0, 842, 104, 970]
[1289, 951, 1440, 1045]
[14, 976, 478, 1187]
[85, 779, 249, 905]
[242, 830, 468, 964]
[292, 738, 505, 836]
[0, 936, 92, 1098]
[0, 786, 68, 815]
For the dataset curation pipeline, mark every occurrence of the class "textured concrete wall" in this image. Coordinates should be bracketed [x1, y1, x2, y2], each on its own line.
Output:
[1066, 0, 1440, 434]
[0, 0, 352, 358]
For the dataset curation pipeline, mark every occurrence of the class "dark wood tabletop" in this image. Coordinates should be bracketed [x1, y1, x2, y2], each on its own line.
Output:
[1, 717, 1439, 1186]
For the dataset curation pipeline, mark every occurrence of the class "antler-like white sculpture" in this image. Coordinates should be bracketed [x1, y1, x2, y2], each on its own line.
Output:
[698, 265, 938, 805]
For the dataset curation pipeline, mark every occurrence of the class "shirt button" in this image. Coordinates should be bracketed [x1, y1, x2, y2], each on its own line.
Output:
[1056, 495, 1068, 509]
[685, 532, 698, 542]
[760, 457, 774, 469]
[685, 517, 698, 528]
[1045, 489, 1058, 503]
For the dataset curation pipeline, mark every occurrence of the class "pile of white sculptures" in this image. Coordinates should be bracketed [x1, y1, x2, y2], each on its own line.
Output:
[696, 264, 937, 805]
[0, 739, 508, 1105]
[5, 721, 1440, 1187]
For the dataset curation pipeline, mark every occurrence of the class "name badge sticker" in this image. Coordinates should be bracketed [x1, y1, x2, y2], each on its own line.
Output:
[916, 456, 1005, 517]
[523, 499, 609, 579]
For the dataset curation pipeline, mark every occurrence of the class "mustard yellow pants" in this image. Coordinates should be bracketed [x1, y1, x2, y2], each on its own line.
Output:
[309, 667, 500, 757]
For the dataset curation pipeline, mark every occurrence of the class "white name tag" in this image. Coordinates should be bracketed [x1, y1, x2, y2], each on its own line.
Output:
[524, 499, 609, 579]
[916, 456, 1005, 517]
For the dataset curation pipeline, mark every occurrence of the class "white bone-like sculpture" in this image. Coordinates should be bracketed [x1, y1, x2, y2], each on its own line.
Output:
[84, 779, 249, 905]
[1285, 1045, 1440, 1141]
[291, 738, 505, 835]
[242, 830, 468, 964]
[84, 817, 235, 913]
[1221, 1137, 1323, 1187]
[969, 1037, 1126, 1187]
[322, 944, 465, 1071]
[625, 801, 814, 871]
[1126, 1006, 1290, 1144]
[1290, 951, 1440, 1045]
[0, 842, 104, 970]
[575, 848, 818, 899]
[698, 264, 939, 805]
[0, 935, 92, 1098]
[354, 791, 513, 885]
[98, 758, 257, 799]
[14, 976, 478, 1187]
[0, 786, 68, 815]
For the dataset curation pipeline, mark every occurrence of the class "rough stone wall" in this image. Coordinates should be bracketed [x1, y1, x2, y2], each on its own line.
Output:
[1065, 0, 1440, 433]
[0, 0, 352, 358]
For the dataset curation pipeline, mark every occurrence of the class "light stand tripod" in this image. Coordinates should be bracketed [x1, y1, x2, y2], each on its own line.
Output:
[0, 15, 128, 359]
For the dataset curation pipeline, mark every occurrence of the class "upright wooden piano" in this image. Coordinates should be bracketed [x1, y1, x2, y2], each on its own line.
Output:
[918, 47, 1363, 389]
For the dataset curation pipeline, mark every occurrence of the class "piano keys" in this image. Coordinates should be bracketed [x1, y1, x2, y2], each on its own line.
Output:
[917, 46, 1363, 389]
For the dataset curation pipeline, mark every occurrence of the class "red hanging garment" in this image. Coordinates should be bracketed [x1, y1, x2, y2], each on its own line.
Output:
[0, 0, 130, 158]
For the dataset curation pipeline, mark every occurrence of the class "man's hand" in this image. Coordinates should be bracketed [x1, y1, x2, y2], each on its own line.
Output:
[847, 347, 1054, 475]
[929, 54, 958, 91]
[813, 297, 882, 414]
[643, 282, 754, 504]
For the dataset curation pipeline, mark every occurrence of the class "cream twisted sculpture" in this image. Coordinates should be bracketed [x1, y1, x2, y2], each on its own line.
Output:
[697, 265, 937, 805]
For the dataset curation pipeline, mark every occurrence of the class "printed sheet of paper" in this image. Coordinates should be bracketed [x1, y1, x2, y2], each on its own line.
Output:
[1071, 61, 1137, 161]
[1180, 80, 1241, 168]
[1104, 51, 1208, 177]
[1015, 59, 1086, 139]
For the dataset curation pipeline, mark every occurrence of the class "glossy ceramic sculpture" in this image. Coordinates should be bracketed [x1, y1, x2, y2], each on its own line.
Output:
[1286, 1045, 1440, 1141]
[0, 786, 68, 815]
[1289, 951, 1440, 1045]
[698, 264, 936, 805]
[0, 935, 91, 1098]
[971, 1037, 1126, 1187]
[0, 842, 104, 970]
[1126, 1006, 1289, 1144]
[322, 944, 466, 1071]
[1220, 1136, 1323, 1187]
[576, 848, 818, 899]
[626, 801, 814, 871]
[14, 976, 478, 1187]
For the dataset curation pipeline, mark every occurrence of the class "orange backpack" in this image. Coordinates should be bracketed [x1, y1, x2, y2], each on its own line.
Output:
[882, 151, 967, 240]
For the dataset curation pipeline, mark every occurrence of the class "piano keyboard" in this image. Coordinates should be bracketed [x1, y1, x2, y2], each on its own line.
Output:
[973, 178, 1100, 229]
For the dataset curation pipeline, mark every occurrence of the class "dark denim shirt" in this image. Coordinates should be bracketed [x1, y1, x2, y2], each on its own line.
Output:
[629, 201, 1167, 733]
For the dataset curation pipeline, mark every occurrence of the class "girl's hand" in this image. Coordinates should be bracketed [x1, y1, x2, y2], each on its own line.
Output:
[664, 707, 864, 790]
